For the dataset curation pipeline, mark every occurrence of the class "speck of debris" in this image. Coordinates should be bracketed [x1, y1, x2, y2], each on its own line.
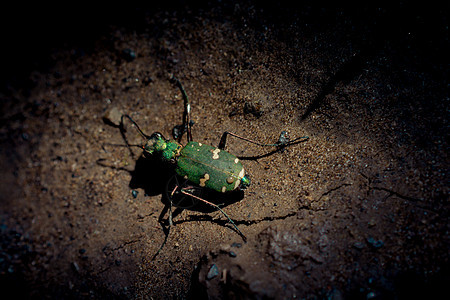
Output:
[71, 262, 80, 273]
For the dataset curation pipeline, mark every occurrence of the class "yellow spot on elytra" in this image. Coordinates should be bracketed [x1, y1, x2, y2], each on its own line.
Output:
[238, 167, 245, 178]
[226, 176, 234, 184]
[221, 186, 227, 193]
[212, 148, 220, 160]
[234, 179, 241, 189]
[234, 158, 239, 164]
[199, 174, 210, 187]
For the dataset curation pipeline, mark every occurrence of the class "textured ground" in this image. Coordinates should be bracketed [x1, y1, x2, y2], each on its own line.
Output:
[0, 2, 448, 299]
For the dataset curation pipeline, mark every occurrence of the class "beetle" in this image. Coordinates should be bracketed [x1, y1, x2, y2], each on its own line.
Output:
[120, 77, 308, 255]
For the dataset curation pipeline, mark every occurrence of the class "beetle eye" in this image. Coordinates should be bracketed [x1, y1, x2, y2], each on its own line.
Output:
[150, 132, 165, 140]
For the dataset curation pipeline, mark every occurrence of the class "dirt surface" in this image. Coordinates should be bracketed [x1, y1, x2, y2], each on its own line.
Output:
[0, 2, 448, 299]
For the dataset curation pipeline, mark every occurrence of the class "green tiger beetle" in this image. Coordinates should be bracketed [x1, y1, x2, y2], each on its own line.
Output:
[120, 77, 308, 255]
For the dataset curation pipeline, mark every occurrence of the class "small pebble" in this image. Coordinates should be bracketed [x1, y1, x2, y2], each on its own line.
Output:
[206, 264, 219, 280]
[71, 262, 80, 273]
[353, 242, 365, 250]
[122, 48, 136, 62]
[131, 190, 138, 198]
[366, 237, 384, 248]
[103, 107, 122, 126]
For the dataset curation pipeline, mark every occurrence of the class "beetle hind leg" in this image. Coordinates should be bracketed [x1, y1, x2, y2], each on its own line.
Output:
[178, 189, 247, 242]
[166, 175, 201, 209]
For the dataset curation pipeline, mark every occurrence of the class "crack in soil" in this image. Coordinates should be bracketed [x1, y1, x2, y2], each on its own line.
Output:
[102, 238, 141, 256]
[360, 173, 441, 214]
[318, 183, 353, 201]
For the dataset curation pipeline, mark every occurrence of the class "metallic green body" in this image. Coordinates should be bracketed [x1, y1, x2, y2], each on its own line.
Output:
[176, 141, 246, 193]
[143, 133, 182, 161]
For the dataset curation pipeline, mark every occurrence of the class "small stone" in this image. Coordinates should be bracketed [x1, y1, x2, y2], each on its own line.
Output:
[131, 190, 138, 198]
[231, 242, 242, 248]
[366, 237, 384, 248]
[122, 48, 136, 62]
[103, 107, 122, 126]
[353, 242, 365, 250]
[206, 264, 219, 280]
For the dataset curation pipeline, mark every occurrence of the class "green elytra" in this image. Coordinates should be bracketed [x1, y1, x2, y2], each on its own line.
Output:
[120, 77, 308, 256]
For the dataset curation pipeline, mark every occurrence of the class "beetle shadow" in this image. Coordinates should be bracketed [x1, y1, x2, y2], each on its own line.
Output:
[128, 155, 174, 196]
[97, 153, 173, 197]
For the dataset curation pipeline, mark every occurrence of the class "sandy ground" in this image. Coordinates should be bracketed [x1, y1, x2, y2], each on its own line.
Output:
[0, 2, 448, 299]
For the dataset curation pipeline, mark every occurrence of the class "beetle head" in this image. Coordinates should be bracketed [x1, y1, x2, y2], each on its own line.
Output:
[143, 132, 181, 162]
[240, 175, 251, 189]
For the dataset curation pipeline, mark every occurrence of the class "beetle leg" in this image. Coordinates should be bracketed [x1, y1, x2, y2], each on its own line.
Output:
[218, 131, 309, 150]
[152, 200, 173, 260]
[166, 175, 200, 209]
[179, 190, 247, 242]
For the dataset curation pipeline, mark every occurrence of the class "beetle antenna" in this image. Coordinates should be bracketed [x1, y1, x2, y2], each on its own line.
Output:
[170, 75, 193, 142]
[121, 114, 150, 141]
